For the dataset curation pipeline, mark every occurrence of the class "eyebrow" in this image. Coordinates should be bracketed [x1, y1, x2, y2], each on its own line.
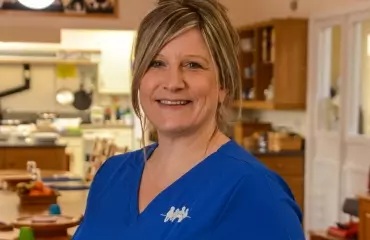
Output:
[184, 54, 210, 64]
[156, 53, 210, 64]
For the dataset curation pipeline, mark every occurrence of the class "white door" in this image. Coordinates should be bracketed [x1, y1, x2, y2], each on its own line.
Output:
[307, 2, 370, 232]
[306, 15, 346, 230]
[341, 8, 370, 218]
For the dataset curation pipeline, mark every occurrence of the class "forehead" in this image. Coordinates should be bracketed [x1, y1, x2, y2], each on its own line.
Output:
[158, 28, 212, 58]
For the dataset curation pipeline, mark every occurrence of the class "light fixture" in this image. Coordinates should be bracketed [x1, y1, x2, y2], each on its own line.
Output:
[18, 0, 54, 10]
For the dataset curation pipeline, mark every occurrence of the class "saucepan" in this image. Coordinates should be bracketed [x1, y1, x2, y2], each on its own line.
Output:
[55, 88, 75, 106]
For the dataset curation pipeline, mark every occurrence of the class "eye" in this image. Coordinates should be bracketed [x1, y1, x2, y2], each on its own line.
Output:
[149, 60, 165, 68]
[185, 62, 203, 69]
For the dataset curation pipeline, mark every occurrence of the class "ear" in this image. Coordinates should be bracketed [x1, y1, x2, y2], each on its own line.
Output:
[218, 88, 226, 104]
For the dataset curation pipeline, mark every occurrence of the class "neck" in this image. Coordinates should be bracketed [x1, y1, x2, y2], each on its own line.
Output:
[151, 122, 229, 169]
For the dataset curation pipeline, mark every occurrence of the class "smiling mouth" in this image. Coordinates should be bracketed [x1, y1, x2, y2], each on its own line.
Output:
[156, 100, 192, 106]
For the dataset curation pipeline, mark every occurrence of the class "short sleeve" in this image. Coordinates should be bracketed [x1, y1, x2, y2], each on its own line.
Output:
[72, 153, 132, 239]
[211, 171, 305, 240]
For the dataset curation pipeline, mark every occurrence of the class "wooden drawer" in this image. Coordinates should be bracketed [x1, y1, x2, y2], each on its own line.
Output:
[258, 156, 303, 176]
[360, 197, 370, 211]
[3, 148, 67, 170]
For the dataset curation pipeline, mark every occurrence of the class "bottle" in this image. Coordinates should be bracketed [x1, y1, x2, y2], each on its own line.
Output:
[26, 161, 36, 174]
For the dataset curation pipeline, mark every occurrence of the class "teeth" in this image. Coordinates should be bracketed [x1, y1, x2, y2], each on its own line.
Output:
[159, 100, 189, 105]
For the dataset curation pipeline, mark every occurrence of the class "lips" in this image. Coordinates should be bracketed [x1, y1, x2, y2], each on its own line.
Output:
[156, 100, 192, 106]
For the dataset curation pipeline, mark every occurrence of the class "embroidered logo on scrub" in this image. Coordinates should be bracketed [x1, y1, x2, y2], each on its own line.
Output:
[161, 206, 190, 223]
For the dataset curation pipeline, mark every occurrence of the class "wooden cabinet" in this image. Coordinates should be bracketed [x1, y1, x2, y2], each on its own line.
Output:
[359, 195, 370, 240]
[0, 146, 68, 171]
[235, 18, 308, 110]
[257, 154, 304, 212]
[97, 31, 135, 95]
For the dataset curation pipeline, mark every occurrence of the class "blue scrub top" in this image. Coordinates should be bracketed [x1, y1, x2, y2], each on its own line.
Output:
[72, 140, 304, 240]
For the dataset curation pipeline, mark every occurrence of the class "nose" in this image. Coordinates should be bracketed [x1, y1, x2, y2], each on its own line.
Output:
[163, 67, 185, 91]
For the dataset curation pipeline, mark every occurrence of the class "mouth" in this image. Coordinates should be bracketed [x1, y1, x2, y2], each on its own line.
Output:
[156, 100, 192, 106]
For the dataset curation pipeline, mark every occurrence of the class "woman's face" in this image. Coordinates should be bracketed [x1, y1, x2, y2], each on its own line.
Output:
[139, 28, 225, 136]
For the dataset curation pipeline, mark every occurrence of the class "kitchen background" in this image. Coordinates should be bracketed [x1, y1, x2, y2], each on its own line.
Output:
[0, 29, 142, 180]
[1, 0, 370, 237]
[0, 0, 354, 140]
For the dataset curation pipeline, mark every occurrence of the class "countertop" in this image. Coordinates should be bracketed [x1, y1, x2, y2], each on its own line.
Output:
[0, 142, 66, 148]
[57, 124, 134, 137]
[358, 193, 370, 201]
[0, 190, 87, 239]
[80, 123, 133, 129]
[250, 149, 304, 156]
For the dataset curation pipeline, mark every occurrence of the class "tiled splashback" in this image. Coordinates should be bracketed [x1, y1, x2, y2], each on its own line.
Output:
[240, 109, 306, 136]
[257, 110, 306, 136]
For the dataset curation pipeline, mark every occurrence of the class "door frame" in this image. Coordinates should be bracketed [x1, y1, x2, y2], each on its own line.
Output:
[306, 8, 349, 231]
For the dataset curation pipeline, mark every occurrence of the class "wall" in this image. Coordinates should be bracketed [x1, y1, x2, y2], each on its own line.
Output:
[0, 63, 130, 112]
[0, 40, 132, 113]
[241, 0, 353, 23]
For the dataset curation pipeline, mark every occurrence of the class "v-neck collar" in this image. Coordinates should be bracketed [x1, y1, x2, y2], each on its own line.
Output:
[129, 140, 233, 224]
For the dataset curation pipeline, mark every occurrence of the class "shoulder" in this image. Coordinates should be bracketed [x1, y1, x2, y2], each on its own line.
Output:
[216, 140, 285, 181]
[218, 141, 300, 211]
[95, 143, 157, 177]
[212, 141, 304, 239]
[87, 144, 156, 195]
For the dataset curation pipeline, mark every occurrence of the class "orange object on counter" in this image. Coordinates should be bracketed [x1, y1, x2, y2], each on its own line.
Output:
[33, 181, 44, 190]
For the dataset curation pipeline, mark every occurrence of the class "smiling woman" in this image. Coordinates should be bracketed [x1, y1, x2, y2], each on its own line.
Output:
[138, 28, 223, 137]
[72, 0, 305, 239]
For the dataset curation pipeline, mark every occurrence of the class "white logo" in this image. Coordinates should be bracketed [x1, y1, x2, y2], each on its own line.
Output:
[161, 206, 190, 223]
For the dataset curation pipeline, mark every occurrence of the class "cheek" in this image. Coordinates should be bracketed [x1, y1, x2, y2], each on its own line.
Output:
[189, 75, 219, 102]
[138, 74, 158, 112]
[139, 75, 154, 99]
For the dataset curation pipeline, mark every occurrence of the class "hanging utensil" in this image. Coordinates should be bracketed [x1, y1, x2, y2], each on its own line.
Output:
[72, 72, 93, 111]
[56, 88, 75, 106]
[55, 64, 77, 106]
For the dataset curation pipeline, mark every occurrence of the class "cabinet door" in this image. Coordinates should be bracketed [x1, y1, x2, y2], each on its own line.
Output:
[60, 30, 102, 50]
[4, 148, 67, 170]
[67, 146, 84, 177]
[98, 31, 135, 94]
[58, 137, 84, 177]
[359, 199, 370, 240]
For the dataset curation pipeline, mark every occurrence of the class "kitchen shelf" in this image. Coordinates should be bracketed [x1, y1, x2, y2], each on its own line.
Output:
[0, 57, 99, 65]
[234, 100, 274, 110]
[235, 18, 308, 110]
[233, 100, 306, 110]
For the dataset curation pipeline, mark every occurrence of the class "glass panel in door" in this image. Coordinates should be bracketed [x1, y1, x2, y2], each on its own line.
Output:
[350, 20, 370, 135]
[317, 25, 342, 132]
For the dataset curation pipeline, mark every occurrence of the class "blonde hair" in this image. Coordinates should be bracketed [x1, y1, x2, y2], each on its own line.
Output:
[131, 0, 241, 147]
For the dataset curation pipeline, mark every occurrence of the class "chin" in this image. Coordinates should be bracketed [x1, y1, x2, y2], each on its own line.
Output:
[155, 124, 192, 137]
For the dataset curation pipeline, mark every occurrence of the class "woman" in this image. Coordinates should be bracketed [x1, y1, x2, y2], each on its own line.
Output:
[73, 0, 305, 239]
